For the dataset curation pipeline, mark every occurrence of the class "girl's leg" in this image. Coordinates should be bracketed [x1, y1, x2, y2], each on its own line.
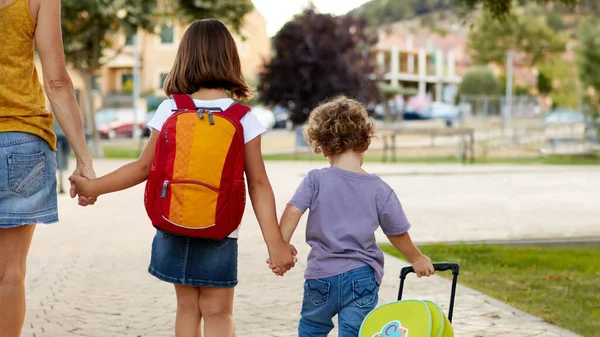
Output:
[198, 287, 235, 337]
[0, 224, 36, 337]
[174, 285, 202, 337]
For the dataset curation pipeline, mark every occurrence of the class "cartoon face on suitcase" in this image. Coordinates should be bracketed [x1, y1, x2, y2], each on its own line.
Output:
[370, 320, 409, 337]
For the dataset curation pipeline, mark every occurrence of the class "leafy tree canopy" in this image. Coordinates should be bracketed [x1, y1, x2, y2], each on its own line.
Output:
[467, 8, 566, 67]
[258, 9, 380, 125]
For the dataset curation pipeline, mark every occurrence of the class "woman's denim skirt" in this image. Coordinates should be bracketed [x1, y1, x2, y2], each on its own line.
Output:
[0, 132, 58, 227]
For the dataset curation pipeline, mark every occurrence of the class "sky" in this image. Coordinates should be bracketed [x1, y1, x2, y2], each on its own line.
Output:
[251, 0, 371, 36]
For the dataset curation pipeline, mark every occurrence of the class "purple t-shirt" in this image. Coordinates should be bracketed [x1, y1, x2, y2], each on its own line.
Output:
[289, 167, 411, 284]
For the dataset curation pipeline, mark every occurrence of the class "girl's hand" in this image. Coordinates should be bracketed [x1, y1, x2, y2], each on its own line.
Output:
[266, 245, 298, 276]
[267, 242, 297, 276]
[411, 254, 435, 278]
[69, 174, 100, 200]
[71, 162, 97, 206]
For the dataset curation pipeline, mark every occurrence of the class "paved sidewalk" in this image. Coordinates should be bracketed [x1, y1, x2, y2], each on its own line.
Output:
[21, 160, 598, 337]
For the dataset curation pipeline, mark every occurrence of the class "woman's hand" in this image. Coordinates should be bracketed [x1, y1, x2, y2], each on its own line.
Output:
[70, 161, 97, 206]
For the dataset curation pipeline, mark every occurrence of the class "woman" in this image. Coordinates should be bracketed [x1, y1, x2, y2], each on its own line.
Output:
[0, 0, 96, 336]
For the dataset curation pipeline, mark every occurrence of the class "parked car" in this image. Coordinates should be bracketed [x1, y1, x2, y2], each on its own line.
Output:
[142, 111, 156, 138]
[403, 104, 432, 120]
[427, 102, 461, 120]
[543, 108, 586, 124]
[95, 108, 145, 139]
[251, 105, 275, 130]
[272, 105, 290, 129]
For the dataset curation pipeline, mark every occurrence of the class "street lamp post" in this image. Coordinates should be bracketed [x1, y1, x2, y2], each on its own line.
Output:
[132, 31, 141, 139]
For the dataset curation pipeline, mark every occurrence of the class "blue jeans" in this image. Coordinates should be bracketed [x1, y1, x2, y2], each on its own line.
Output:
[299, 266, 379, 337]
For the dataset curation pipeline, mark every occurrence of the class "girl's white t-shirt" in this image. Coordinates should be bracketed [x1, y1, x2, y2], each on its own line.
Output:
[147, 98, 267, 238]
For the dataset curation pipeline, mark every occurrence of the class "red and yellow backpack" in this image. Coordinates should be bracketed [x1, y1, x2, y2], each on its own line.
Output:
[144, 94, 250, 239]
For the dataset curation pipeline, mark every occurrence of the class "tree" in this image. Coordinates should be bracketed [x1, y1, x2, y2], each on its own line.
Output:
[576, 17, 600, 132]
[537, 70, 553, 95]
[458, 0, 579, 18]
[459, 67, 500, 96]
[538, 58, 579, 108]
[60, 0, 253, 156]
[467, 8, 567, 67]
[351, 0, 585, 28]
[258, 9, 380, 126]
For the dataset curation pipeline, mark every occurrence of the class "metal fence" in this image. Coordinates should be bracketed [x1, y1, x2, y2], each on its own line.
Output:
[457, 94, 597, 155]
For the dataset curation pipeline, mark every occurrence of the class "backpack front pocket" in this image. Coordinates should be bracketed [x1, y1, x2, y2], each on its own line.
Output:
[161, 180, 219, 229]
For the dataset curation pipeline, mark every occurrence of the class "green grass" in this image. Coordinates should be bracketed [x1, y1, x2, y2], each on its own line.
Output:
[102, 145, 600, 165]
[102, 146, 142, 159]
[263, 153, 600, 165]
[380, 244, 600, 337]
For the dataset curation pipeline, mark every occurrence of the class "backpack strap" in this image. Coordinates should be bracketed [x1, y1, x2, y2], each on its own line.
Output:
[224, 103, 251, 122]
[171, 94, 197, 111]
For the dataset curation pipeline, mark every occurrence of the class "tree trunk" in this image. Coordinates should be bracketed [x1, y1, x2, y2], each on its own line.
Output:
[81, 71, 103, 157]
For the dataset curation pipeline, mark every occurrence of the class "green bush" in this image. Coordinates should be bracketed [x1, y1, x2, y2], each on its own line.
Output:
[459, 67, 500, 96]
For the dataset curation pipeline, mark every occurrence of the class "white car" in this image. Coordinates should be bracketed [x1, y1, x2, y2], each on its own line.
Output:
[251, 105, 275, 130]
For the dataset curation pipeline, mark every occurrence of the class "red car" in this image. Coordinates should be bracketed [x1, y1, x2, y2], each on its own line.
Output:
[95, 109, 145, 139]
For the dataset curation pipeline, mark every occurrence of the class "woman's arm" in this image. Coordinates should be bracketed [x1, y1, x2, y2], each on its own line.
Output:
[245, 136, 295, 274]
[70, 131, 158, 197]
[34, 0, 95, 201]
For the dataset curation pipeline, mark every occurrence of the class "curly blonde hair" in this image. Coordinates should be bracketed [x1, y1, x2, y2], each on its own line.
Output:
[303, 96, 375, 156]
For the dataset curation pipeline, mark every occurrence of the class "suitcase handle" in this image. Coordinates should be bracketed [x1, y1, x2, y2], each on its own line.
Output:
[398, 263, 459, 323]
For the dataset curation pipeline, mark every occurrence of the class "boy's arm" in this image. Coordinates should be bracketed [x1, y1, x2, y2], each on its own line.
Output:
[386, 232, 424, 263]
[387, 232, 434, 277]
[70, 131, 158, 197]
[280, 204, 304, 243]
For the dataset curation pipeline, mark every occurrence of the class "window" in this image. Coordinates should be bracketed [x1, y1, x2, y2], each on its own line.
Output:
[91, 75, 100, 91]
[159, 72, 168, 89]
[121, 74, 133, 92]
[125, 33, 135, 46]
[160, 25, 174, 44]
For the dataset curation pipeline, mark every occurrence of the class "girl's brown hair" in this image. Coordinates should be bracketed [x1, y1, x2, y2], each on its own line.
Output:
[163, 19, 251, 101]
[304, 96, 375, 156]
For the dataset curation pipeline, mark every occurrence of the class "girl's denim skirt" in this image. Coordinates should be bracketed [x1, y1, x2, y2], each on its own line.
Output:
[148, 229, 238, 288]
[0, 132, 58, 227]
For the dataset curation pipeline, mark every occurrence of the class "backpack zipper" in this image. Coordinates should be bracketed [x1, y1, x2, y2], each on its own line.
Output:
[160, 179, 219, 199]
[207, 111, 215, 125]
[161, 180, 169, 198]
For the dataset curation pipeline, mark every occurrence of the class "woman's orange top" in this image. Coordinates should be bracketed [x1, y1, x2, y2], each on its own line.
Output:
[0, 0, 56, 150]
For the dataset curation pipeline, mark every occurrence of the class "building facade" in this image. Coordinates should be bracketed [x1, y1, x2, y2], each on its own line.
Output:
[376, 31, 467, 102]
[100, 9, 270, 106]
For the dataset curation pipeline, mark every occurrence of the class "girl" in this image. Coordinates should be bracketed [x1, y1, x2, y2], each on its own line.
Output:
[70, 19, 296, 337]
[270, 96, 435, 336]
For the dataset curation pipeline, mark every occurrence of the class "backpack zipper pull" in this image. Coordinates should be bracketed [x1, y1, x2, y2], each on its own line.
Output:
[161, 180, 169, 198]
[207, 111, 215, 125]
[197, 109, 204, 120]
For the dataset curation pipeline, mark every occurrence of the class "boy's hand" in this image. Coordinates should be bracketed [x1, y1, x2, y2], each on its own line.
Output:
[267, 242, 297, 276]
[68, 175, 99, 200]
[411, 254, 435, 278]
